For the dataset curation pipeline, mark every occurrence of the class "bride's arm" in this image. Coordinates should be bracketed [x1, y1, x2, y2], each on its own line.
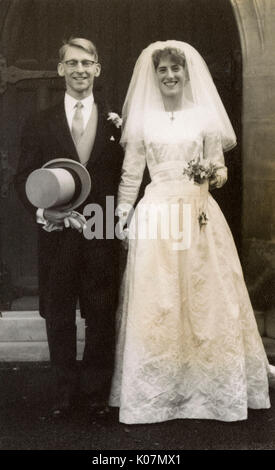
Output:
[117, 142, 147, 225]
[204, 132, 228, 189]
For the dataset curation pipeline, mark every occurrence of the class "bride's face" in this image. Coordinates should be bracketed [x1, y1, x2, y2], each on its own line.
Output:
[155, 56, 188, 101]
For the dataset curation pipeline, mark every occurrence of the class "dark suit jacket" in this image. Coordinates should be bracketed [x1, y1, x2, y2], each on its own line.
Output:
[15, 91, 124, 318]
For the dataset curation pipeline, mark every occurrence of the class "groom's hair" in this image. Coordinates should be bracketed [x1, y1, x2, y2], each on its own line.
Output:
[59, 37, 99, 62]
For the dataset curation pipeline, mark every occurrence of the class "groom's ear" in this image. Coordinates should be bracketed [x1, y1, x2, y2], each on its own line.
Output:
[94, 62, 101, 78]
[57, 62, 65, 77]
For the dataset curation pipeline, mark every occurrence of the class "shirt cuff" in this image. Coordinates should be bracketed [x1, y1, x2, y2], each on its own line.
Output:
[36, 208, 63, 232]
[36, 208, 46, 225]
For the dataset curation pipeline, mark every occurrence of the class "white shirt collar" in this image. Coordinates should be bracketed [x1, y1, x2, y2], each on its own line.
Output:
[65, 92, 94, 111]
[64, 92, 94, 130]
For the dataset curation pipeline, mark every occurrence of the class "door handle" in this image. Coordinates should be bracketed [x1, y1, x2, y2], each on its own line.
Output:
[0, 54, 59, 94]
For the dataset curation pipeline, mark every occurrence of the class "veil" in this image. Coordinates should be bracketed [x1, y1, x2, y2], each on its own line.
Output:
[121, 40, 236, 152]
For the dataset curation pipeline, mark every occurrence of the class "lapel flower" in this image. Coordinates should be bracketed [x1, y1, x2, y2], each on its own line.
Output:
[107, 112, 122, 128]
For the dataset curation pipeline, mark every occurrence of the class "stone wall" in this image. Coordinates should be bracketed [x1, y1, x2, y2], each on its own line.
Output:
[231, 0, 275, 338]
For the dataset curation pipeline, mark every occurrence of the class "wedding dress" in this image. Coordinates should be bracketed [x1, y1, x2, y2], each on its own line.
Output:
[109, 107, 274, 424]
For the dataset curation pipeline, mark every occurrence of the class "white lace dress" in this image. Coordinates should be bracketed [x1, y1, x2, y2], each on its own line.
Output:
[109, 108, 274, 423]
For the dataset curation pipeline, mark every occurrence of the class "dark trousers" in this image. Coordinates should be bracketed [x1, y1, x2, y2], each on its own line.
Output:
[39, 229, 118, 402]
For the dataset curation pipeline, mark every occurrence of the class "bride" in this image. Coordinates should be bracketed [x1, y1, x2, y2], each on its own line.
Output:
[109, 40, 275, 424]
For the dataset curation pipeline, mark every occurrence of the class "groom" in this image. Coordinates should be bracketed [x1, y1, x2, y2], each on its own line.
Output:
[15, 38, 123, 418]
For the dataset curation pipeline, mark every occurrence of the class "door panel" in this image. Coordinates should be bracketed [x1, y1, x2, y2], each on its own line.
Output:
[0, 0, 241, 309]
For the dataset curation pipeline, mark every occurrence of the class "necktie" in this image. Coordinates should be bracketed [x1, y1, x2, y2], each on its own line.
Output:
[72, 101, 84, 144]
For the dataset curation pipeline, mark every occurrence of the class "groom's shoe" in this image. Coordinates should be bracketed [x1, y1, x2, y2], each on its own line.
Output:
[51, 390, 76, 419]
[86, 400, 112, 421]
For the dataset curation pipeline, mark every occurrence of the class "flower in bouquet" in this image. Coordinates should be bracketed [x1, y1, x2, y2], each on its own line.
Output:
[183, 156, 218, 184]
[198, 211, 208, 229]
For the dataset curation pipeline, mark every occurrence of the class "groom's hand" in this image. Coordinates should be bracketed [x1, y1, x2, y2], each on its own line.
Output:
[44, 208, 72, 225]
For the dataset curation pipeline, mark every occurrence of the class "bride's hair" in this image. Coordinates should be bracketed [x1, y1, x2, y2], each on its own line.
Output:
[152, 47, 186, 69]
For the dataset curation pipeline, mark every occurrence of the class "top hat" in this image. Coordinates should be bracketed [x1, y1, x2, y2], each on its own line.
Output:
[25, 158, 91, 210]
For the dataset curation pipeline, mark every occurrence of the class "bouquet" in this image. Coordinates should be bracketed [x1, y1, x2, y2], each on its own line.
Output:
[183, 156, 219, 230]
[183, 157, 218, 184]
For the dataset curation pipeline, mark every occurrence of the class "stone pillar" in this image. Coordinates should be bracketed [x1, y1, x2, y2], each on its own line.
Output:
[231, 0, 275, 336]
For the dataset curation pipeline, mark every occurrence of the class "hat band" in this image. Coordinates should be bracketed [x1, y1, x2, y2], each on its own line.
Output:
[60, 166, 82, 206]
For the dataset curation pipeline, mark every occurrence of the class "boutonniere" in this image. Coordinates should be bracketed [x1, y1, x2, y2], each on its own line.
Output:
[107, 112, 122, 129]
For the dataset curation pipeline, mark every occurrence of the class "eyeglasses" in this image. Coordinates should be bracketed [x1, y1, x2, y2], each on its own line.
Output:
[63, 60, 98, 69]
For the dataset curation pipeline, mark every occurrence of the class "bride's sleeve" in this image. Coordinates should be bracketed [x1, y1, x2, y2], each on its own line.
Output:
[204, 131, 228, 188]
[117, 142, 146, 219]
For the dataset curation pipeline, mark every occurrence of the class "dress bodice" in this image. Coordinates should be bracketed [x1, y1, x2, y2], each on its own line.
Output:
[118, 106, 226, 209]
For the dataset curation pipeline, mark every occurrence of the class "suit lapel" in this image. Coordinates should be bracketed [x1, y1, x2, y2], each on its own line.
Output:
[86, 101, 107, 170]
[49, 102, 80, 162]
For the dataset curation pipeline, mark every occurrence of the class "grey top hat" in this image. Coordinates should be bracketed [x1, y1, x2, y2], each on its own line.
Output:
[25, 158, 91, 210]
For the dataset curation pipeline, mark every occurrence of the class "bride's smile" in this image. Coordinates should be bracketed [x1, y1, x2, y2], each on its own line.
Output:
[156, 57, 188, 101]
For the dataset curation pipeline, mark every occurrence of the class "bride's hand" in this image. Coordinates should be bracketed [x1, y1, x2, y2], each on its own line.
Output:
[121, 228, 130, 250]
[210, 167, 227, 189]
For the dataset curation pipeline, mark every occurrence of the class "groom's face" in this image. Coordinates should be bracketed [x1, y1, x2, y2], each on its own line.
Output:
[58, 46, 101, 99]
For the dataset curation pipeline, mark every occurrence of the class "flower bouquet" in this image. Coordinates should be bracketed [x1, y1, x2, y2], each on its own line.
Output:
[183, 156, 219, 230]
[183, 156, 218, 184]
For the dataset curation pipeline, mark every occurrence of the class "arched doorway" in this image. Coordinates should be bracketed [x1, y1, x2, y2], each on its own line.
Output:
[0, 0, 242, 310]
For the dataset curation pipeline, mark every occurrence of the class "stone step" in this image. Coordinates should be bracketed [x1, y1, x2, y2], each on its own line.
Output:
[0, 311, 85, 361]
[0, 311, 85, 342]
[0, 310, 275, 362]
[0, 341, 85, 361]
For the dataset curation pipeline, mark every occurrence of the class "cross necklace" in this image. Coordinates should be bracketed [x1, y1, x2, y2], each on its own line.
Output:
[169, 111, 175, 122]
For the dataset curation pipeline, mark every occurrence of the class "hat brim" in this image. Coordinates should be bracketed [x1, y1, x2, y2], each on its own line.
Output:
[42, 158, 91, 210]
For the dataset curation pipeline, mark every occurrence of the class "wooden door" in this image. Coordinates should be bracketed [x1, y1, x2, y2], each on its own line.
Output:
[0, 0, 241, 309]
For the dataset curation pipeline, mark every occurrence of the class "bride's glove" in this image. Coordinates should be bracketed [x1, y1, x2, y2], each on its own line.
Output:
[120, 227, 130, 251]
[116, 203, 133, 250]
[64, 211, 87, 233]
[210, 167, 228, 189]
